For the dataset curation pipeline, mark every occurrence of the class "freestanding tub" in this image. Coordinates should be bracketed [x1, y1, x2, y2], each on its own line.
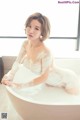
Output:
[6, 58, 80, 120]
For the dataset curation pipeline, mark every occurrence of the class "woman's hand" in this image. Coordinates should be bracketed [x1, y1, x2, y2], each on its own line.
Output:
[1, 78, 24, 89]
[1, 79, 12, 86]
[1, 75, 12, 86]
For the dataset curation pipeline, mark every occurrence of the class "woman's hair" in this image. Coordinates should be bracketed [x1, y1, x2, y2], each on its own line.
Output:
[25, 12, 50, 41]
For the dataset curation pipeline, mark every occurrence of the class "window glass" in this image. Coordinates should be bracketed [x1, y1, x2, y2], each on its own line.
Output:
[0, 0, 79, 37]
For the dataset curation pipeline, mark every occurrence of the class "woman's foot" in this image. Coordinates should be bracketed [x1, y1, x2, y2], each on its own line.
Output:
[65, 88, 80, 95]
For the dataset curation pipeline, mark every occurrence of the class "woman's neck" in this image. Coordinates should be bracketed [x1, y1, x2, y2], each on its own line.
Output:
[28, 39, 43, 48]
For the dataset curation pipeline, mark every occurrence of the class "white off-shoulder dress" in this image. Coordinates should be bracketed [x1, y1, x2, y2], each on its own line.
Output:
[5, 40, 80, 93]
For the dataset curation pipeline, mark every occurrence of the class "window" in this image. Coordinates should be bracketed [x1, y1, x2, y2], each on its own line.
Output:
[0, 0, 79, 56]
[0, 0, 79, 37]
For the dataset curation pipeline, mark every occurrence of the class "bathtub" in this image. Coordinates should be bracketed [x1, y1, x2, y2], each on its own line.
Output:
[6, 58, 80, 120]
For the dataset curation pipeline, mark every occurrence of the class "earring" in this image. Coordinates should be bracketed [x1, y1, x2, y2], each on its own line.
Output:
[40, 35, 42, 39]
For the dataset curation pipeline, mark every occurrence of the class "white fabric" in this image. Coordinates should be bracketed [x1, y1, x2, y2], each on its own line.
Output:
[13, 64, 44, 94]
[13, 64, 38, 83]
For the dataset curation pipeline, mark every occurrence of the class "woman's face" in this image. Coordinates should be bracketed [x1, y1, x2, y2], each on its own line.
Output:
[25, 19, 42, 41]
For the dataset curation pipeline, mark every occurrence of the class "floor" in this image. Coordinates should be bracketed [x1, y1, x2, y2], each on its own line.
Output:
[0, 83, 22, 120]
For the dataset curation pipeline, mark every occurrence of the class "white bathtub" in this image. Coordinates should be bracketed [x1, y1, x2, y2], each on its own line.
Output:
[6, 58, 80, 120]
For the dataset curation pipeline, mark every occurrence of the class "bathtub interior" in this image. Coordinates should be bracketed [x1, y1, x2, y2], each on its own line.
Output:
[6, 58, 80, 105]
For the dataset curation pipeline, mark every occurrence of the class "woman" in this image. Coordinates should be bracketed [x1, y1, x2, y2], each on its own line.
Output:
[1, 12, 80, 94]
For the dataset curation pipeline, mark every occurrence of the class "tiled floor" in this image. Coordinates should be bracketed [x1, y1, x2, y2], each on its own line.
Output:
[0, 83, 22, 120]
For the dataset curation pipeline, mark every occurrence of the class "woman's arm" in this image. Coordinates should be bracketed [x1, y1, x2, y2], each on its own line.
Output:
[1, 40, 27, 85]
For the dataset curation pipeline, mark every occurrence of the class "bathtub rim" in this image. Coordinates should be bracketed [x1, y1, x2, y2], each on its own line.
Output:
[5, 85, 80, 106]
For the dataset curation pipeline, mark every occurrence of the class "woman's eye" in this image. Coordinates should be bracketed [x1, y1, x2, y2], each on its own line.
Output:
[35, 28, 39, 30]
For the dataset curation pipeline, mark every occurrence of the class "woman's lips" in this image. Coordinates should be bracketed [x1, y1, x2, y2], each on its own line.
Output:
[28, 34, 33, 38]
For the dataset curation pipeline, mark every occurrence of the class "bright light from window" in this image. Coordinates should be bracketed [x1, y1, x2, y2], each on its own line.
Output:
[0, 0, 79, 56]
[0, 0, 79, 37]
